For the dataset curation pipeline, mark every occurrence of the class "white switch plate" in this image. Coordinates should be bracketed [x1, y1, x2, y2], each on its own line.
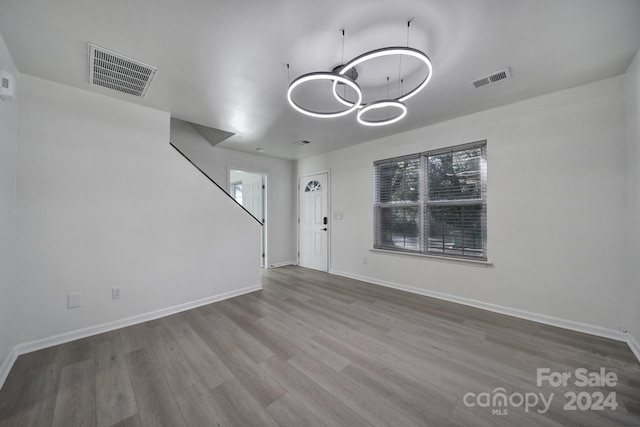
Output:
[67, 292, 82, 309]
[0, 70, 15, 101]
[112, 287, 122, 299]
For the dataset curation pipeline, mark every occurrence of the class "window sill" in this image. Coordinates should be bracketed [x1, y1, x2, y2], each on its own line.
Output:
[370, 248, 494, 267]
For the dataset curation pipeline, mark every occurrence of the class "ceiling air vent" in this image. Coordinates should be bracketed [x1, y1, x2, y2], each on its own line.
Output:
[470, 68, 511, 89]
[88, 43, 157, 98]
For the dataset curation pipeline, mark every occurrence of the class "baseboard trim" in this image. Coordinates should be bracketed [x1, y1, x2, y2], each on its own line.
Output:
[628, 334, 640, 362]
[0, 283, 261, 390]
[0, 347, 18, 391]
[330, 269, 639, 361]
[268, 261, 297, 268]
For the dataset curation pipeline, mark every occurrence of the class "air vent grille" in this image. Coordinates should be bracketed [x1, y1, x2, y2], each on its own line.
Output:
[470, 68, 511, 89]
[89, 44, 157, 98]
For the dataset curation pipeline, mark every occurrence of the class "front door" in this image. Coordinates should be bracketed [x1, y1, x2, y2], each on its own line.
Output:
[299, 173, 328, 271]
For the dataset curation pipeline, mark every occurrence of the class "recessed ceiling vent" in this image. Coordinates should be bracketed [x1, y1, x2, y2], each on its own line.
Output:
[470, 67, 511, 89]
[88, 43, 157, 98]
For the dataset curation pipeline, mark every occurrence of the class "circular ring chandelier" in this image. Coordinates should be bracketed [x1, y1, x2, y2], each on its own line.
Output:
[286, 72, 362, 118]
[286, 22, 432, 127]
[333, 46, 432, 107]
[357, 100, 407, 126]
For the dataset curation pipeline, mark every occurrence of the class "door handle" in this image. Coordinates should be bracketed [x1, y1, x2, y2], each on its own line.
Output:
[321, 228, 327, 231]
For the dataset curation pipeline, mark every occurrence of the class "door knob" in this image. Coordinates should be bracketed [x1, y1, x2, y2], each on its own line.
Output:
[321, 228, 327, 231]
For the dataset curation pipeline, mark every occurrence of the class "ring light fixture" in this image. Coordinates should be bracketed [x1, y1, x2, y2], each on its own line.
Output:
[286, 21, 432, 126]
[286, 72, 362, 118]
[357, 100, 407, 127]
[333, 46, 432, 107]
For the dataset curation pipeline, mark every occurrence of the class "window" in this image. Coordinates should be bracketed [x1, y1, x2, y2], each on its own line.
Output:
[374, 141, 487, 260]
[231, 181, 243, 204]
[305, 180, 322, 192]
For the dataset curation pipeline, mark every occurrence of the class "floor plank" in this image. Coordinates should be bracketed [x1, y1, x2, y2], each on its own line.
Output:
[95, 337, 137, 427]
[1, 265, 639, 426]
[187, 310, 287, 408]
[288, 353, 422, 427]
[124, 348, 187, 427]
[203, 304, 276, 364]
[265, 393, 326, 427]
[259, 356, 371, 427]
[52, 359, 96, 427]
[162, 314, 234, 389]
[0, 362, 61, 427]
[142, 325, 231, 426]
[209, 378, 279, 427]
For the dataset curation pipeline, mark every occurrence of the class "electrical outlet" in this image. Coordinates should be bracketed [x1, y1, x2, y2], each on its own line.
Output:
[363, 257, 368, 264]
[67, 292, 82, 309]
[112, 287, 122, 300]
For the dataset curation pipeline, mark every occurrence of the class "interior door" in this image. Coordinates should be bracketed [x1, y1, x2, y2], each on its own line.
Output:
[299, 173, 328, 271]
[230, 170, 266, 267]
[243, 174, 263, 221]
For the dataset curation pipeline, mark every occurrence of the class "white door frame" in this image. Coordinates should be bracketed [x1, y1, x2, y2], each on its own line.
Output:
[297, 170, 330, 272]
[229, 167, 268, 268]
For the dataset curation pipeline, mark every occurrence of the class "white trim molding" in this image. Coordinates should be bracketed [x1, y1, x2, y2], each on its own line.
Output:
[370, 248, 494, 267]
[628, 334, 640, 362]
[268, 261, 297, 269]
[0, 347, 18, 390]
[0, 283, 261, 390]
[330, 269, 640, 362]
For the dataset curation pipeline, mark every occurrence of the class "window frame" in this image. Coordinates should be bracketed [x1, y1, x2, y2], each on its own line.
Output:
[230, 181, 243, 204]
[373, 140, 487, 261]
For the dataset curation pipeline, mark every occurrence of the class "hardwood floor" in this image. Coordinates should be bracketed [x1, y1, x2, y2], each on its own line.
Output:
[1, 266, 639, 426]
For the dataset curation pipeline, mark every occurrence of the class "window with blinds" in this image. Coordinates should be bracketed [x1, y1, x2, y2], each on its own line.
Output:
[374, 141, 487, 260]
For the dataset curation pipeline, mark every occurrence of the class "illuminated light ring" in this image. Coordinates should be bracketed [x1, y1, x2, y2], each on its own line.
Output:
[287, 72, 362, 118]
[357, 100, 407, 127]
[332, 46, 433, 107]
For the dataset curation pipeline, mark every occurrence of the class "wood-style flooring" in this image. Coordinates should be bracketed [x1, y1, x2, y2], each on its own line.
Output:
[1, 266, 639, 426]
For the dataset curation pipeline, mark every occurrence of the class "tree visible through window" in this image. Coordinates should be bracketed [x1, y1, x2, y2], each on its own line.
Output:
[373, 141, 487, 260]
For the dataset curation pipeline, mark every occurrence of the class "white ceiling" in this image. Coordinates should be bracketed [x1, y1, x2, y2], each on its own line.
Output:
[1, 0, 639, 160]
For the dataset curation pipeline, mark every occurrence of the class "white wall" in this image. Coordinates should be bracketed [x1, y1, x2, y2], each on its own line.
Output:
[625, 49, 640, 349]
[0, 34, 19, 379]
[171, 119, 296, 267]
[15, 75, 261, 345]
[298, 75, 630, 333]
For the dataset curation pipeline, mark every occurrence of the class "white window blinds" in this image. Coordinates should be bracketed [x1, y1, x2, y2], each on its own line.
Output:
[374, 155, 421, 252]
[374, 141, 487, 260]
